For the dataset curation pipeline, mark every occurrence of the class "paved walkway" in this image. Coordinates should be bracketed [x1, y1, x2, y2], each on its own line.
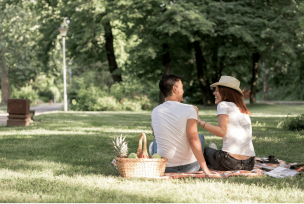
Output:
[0, 101, 302, 126]
[257, 101, 304, 105]
[0, 103, 63, 126]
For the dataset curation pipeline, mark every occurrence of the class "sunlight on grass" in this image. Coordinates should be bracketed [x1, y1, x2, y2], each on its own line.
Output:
[0, 130, 88, 136]
[60, 127, 153, 134]
[0, 158, 71, 176]
[0, 105, 304, 202]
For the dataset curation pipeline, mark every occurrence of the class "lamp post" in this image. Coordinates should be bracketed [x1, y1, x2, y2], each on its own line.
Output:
[58, 27, 69, 112]
[69, 59, 72, 85]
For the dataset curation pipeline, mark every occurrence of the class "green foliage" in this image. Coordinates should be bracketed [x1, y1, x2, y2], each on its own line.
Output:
[278, 114, 304, 131]
[32, 74, 62, 102]
[1, 0, 303, 107]
[11, 84, 39, 104]
[0, 1, 41, 87]
[69, 84, 151, 111]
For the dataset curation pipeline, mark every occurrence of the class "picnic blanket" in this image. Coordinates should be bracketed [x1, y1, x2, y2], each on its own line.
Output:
[112, 157, 303, 179]
[150, 157, 303, 179]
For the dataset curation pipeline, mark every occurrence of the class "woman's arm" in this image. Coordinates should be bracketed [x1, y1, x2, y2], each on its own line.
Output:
[193, 106, 229, 138]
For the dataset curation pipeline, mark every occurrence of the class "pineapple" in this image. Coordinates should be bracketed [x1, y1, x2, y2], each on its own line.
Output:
[111, 135, 128, 158]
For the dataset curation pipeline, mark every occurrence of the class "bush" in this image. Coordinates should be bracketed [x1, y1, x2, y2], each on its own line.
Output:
[120, 98, 142, 111]
[38, 89, 54, 102]
[33, 74, 62, 102]
[69, 84, 152, 111]
[133, 95, 151, 110]
[69, 85, 108, 111]
[11, 85, 39, 104]
[277, 114, 304, 131]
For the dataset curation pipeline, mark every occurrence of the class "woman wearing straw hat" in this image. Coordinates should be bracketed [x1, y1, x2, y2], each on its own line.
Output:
[193, 76, 255, 171]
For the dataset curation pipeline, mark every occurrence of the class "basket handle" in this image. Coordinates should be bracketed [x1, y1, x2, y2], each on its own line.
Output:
[136, 133, 150, 158]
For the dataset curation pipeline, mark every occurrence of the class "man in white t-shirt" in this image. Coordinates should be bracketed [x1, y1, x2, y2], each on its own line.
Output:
[150, 74, 211, 174]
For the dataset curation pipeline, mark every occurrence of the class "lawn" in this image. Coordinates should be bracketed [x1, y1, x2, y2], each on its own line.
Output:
[0, 103, 304, 202]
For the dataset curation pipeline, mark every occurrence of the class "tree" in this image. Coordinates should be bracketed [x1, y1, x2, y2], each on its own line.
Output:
[114, 0, 215, 104]
[35, 0, 122, 85]
[0, 0, 40, 104]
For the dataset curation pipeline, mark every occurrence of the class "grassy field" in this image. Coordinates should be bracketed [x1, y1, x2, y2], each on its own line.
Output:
[0, 103, 304, 202]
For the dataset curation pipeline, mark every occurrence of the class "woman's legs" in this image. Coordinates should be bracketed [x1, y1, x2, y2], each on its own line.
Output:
[204, 147, 228, 171]
[220, 152, 255, 171]
[204, 147, 255, 171]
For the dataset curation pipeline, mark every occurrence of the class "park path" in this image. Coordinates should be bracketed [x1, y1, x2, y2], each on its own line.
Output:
[257, 101, 304, 105]
[0, 103, 63, 126]
[0, 101, 302, 126]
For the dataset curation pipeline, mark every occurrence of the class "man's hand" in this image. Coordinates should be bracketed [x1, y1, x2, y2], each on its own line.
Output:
[186, 118, 211, 174]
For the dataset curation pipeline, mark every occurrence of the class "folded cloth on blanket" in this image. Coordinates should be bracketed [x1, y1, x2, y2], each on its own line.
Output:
[265, 167, 300, 178]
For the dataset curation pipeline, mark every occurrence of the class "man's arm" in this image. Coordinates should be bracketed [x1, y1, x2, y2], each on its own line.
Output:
[186, 118, 212, 174]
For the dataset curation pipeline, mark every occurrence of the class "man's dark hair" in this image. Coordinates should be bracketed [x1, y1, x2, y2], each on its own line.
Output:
[159, 74, 182, 98]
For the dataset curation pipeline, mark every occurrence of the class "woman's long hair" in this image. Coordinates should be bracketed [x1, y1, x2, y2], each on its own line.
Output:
[218, 85, 251, 115]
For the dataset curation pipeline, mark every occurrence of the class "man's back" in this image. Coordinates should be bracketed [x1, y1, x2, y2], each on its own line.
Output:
[151, 101, 197, 167]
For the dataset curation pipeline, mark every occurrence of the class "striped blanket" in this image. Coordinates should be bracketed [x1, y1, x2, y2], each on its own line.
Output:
[153, 157, 303, 179]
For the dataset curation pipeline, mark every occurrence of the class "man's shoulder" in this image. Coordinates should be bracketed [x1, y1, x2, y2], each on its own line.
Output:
[152, 102, 195, 118]
[152, 103, 163, 112]
[153, 102, 193, 110]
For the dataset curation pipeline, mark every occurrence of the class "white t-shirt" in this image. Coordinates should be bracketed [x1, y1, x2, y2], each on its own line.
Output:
[217, 101, 255, 157]
[151, 101, 198, 167]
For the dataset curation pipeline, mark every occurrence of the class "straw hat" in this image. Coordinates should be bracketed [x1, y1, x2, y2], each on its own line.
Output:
[210, 76, 244, 96]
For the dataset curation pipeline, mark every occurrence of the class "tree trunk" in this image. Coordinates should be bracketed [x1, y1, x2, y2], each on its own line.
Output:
[159, 43, 170, 104]
[250, 51, 260, 103]
[193, 40, 213, 106]
[0, 49, 10, 105]
[104, 20, 122, 83]
[263, 61, 268, 101]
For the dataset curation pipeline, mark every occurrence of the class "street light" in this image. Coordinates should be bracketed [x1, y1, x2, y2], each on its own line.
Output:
[58, 27, 69, 112]
[69, 59, 72, 85]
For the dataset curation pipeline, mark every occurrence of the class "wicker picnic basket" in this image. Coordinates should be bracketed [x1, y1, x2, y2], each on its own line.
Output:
[115, 133, 168, 178]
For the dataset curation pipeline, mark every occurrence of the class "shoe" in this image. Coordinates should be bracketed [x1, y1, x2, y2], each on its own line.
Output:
[209, 142, 218, 150]
[149, 142, 154, 157]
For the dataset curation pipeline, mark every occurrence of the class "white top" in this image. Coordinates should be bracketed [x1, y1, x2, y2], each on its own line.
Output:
[217, 101, 255, 156]
[151, 101, 198, 167]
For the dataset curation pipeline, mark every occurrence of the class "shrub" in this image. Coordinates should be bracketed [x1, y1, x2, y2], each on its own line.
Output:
[11, 85, 39, 104]
[277, 114, 304, 131]
[120, 98, 142, 111]
[38, 90, 54, 102]
[133, 95, 151, 110]
[69, 84, 152, 111]
[69, 85, 109, 111]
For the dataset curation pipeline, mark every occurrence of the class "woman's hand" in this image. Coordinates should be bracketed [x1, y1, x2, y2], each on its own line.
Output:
[192, 105, 201, 121]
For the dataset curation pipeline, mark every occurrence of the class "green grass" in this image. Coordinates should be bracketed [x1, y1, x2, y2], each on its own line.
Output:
[0, 104, 304, 202]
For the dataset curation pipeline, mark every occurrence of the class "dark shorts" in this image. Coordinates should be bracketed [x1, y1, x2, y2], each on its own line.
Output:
[204, 147, 255, 171]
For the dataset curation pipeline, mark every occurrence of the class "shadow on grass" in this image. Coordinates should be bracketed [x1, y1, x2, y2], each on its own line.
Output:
[0, 177, 175, 202]
[0, 112, 304, 194]
[0, 112, 156, 177]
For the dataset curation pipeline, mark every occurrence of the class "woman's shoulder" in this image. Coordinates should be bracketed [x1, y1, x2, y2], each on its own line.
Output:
[218, 101, 236, 108]
[217, 101, 238, 113]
